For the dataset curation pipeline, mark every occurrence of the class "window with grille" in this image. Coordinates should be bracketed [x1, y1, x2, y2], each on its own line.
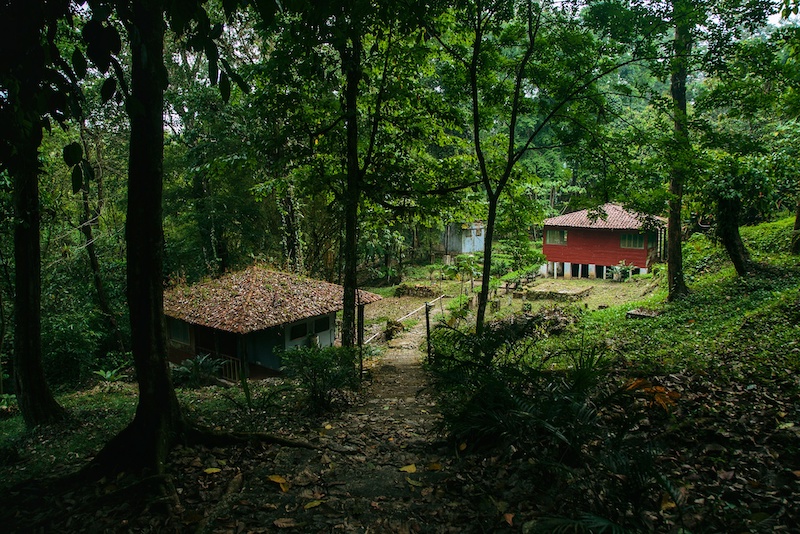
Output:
[621, 233, 645, 249]
[546, 229, 567, 245]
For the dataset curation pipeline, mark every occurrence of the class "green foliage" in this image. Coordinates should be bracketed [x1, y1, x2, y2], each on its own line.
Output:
[682, 233, 729, 278]
[429, 315, 677, 530]
[431, 322, 623, 453]
[172, 354, 224, 389]
[0, 394, 16, 418]
[740, 215, 795, 254]
[446, 294, 473, 322]
[92, 366, 128, 383]
[611, 260, 634, 282]
[495, 239, 545, 272]
[581, 264, 800, 381]
[281, 346, 359, 413]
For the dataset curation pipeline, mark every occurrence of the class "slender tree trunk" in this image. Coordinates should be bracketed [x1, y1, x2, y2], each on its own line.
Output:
[716, 197, 751, 276]
[667, 0, 691, 301]
[475, 194, 498, 337]
[13, 139, 67, 427]
[792, 198, 800, 255]
[0, 287, 5, 395]
[340, 33, 363, 348]
[79, 132, 125, 352]
[91, 0, 186, 474]
[281, 185, 304, 273]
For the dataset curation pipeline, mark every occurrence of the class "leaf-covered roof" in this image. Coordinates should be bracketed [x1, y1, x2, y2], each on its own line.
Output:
[163, 266, 382, 334]
[543, 203, 665, 231]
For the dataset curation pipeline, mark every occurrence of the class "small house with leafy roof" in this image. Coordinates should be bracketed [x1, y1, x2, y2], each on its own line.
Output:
[540, 204, 665, 279]
[163, 266, 381, 378]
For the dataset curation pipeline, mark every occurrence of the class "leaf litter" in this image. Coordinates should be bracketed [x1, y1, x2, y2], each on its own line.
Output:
[2, 298, 799, 532]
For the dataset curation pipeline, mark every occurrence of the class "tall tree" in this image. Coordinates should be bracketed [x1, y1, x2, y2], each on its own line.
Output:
[84, 0, 277, 475]
[0, 0, 72, 427]
[264, 0, 445, 345]
[666, 0, 692, 298]
[429, 0, 633, 335]
[578, 0, 773, 294]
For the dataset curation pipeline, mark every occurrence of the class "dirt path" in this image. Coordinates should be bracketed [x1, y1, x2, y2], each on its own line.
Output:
[211, 321, 462, 533]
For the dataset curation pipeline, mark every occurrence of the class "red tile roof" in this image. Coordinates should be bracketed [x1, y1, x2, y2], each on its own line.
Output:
[543, 203, 664, 230]
[163, 266, 381, 334]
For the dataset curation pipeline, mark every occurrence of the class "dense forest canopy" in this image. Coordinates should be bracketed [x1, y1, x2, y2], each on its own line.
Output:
[0, 0, 798, 482]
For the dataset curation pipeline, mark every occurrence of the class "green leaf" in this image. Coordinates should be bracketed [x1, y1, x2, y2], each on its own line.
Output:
[221, 58, 250, 94]
[103, 25, 122, 55]
[63, 141, 83, 167]
[219, 72, 231, 103]
[208, 56, 219, 85]
[206, 40, 220, 84]
[72, 48, 87, 79]
[101, 77, 117, 104]
[71, 165, 83, 194]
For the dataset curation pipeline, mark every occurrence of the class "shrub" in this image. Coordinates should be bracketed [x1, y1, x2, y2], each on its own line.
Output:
[740, 216, 794, 254]
[172, 354, 224, 388]
[93, 366, 128, 383]
[428, 321, 673, 530]
[281, 346, 359, 413]
[0, 393, 17, 420]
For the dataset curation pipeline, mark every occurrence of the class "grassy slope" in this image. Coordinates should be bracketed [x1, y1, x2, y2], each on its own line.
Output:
[578, 217, 800, 384]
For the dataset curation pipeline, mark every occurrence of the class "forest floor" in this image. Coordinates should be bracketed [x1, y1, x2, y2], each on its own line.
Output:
[4, 315, 482, 533]
[3, 281, 800, 532]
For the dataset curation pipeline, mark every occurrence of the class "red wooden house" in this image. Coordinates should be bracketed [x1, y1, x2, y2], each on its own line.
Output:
[540, 204, 666, 279]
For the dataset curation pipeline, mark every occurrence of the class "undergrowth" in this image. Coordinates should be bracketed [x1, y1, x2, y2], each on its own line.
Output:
[428, 311, 681, 531]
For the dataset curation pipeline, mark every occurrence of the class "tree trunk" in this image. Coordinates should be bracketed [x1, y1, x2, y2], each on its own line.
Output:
[716, 197, 752, 276]
[340, 33, 363, 349]
[13, 138, 67, 428]
[667, 0, 691, 301]
[792, 198, 800, 255]
[475, 194, 498, 338]
[92, 0, 185, 475]
[4, 0, 66, 428]
[281, 185, 304, 273]
[79, 132, 125, 352]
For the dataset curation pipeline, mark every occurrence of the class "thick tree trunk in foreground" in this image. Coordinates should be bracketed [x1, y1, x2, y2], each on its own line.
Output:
[667, 0, 691, 301]
[13, 140, 67, 428]
[91, 0, 185, 475]
[716, 197, 752, 276]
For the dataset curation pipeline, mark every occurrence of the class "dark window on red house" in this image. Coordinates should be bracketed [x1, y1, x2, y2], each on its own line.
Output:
[546, 229, 567, 245]
[621, 233, 645, 249]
